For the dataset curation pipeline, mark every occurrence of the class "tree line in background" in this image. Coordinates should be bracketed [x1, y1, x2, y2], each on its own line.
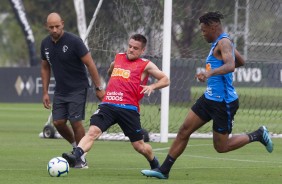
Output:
[0, 0, 238, 67]
[0, 0, 101, 67]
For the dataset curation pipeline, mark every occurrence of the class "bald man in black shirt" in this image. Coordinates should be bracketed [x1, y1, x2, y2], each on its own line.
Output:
[40, 12, 105, 169]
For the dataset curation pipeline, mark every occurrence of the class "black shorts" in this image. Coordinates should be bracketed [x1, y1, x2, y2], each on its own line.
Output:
[191, 95, 239, 134]
[90, 104, 143, 142]
[52, 89, 87, 123]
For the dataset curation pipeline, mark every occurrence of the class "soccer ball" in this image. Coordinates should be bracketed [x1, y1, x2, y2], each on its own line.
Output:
[47, 157, 69, 177]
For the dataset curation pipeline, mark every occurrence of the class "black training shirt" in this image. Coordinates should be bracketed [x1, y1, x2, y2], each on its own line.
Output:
[40, 32, 89, 94]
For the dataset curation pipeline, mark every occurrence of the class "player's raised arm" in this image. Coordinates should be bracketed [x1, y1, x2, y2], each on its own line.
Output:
[140, 61, 170, 96]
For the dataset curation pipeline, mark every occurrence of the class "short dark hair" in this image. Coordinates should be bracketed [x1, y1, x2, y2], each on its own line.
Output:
[199, 11, 224, 26]
[130, 34, 147, 48]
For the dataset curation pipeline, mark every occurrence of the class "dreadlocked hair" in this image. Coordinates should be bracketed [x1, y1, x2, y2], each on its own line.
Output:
[199, 11, 224, 26]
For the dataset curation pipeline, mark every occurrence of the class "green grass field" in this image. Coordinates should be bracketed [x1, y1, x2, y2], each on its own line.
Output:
[0, 103, 281, 184]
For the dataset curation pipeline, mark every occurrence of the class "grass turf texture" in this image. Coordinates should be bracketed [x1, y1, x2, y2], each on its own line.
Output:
[0, 103, 282, 184]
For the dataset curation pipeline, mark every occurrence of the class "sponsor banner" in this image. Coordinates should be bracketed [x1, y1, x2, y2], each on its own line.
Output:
[0, 67, 51, 102]
[195, 62, 282, 87]
[0, 67, 107, 103]
[1, 61, 282, 102]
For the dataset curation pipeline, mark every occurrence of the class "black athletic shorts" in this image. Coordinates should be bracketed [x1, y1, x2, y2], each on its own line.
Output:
[52, 88, 87, 123]
[90, 104, 143, 142]
[191, 94, 239, 134]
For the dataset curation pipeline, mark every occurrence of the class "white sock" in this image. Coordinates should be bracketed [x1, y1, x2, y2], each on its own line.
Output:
[81, 152, 87, 162]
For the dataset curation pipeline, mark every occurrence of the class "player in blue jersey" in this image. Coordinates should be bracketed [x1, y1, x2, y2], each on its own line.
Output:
[41, 12, 105, 169]
[141, 11, 273, 179]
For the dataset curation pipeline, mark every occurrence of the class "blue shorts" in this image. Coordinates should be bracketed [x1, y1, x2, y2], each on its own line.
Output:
[90, 104, 143, 142]
[191, 94, 239, 134]
[52, 89, 87, 123]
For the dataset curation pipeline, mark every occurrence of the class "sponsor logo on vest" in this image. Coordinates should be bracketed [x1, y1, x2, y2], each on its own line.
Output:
[111, 68, 130, 78]
[105, 91, 124, 101]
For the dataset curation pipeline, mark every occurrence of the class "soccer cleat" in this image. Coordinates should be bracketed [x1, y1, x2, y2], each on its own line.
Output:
[141, 168, 169, 179]
[73, 158, 89, 169]
[62, 153, 77, 168]
[259, 126, 273, 153]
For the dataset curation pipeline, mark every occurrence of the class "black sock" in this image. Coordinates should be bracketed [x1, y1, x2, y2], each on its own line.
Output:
[74, 147, 84, 159]
[149, 156, 159, 169]
[247, 128, 263, 142]
[159, 155, 175, 174]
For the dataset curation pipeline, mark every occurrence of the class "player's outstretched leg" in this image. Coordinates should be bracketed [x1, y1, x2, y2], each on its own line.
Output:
[141, 168, 169, 179]
[259, 126, 273, 153]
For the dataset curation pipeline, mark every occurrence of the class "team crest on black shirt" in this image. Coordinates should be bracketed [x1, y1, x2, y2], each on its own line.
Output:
[62, 45, 68, 53]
